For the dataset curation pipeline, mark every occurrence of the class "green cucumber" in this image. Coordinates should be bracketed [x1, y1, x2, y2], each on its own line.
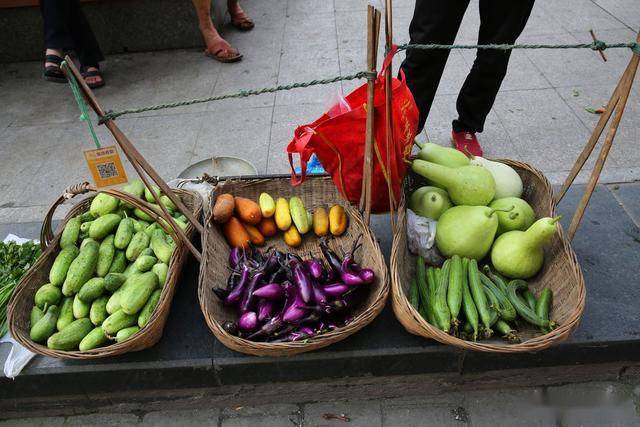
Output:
[152, 263, 168, 287]
[78, 211, 95, 223]
[134, 208, 154, 222]
[56, 296, 75, 331]
[79, 326, 110, 351]
[73, 294, 90, 319]
[30, 305, 59, 343]
[150, 229, 174, 264]
[446, 255, 463, 324]
[106, 287, 123, 315]
[138, 289, 161, 328]
[102, 309, 138, 335]
[134, 255, 157, 272]
[126, 231, 150, 261]
[88, 214, 121, 240]
[49, 245, 80, 286]
[89, 296, 109, 326]
[30, 306, 45, 327]
[468, 259, 492, 329]
[144, 185, 161, 203]
[120, 271, 158, 315]
[35, 283, 62, 309]
[90, 193, 119, 217]
[460, 258, 478, 341]
[47, 318, 93, 350]
[96, 235, 115, 277]
[62, 239, 99, 296]
[108, 250, 127, 274]
[104, 272, 127, 292]
[78, 277, 105, 303]
[116, 326, 140, 342]
[114, 217, 134, 249]
[60, 216, 81, 249]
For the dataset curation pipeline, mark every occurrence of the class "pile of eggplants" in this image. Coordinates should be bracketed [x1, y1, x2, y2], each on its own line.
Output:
[213, 236, 375, 342]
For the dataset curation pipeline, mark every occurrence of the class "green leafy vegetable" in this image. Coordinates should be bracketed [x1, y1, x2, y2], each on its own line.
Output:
[0, 241, 42, 336]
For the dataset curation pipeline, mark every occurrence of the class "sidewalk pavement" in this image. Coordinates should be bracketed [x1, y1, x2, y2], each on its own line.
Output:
[1, 380, 639, 426]
[0, 0, 639, 225]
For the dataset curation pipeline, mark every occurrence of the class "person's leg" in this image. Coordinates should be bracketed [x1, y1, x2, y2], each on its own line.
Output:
[192, 0, 242, 62]
[227, 0, 254, 31]
[401, 0, 470, 133]
[66, 0, 105, 87]
[40, 0, 73, 78]
[453, 0, 535, 133]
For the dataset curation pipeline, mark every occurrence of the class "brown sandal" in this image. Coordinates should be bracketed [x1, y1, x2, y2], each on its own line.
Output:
[205, 46, 243, 63]
[231, 12, 255, 31]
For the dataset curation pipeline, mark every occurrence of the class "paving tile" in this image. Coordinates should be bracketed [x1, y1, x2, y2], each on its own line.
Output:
[464, 388, 556, 427]
[0, 417, 65, 427]
[193, 106, 273, 174]
[593, 0, 640, 29]
[141, 408, 219, 426]
[304, 400, 382, 427]
[267, 102, 326, 174]
[64, 413, 140, 426]
[382, 394, 467, 426]
[610, 182, 640, 227]
[555, 84, 640, 169]
[523, 29, 636, 88]
[491, 88, 593, 174]
[221, 404, 301, 427]
[541, 0, 630, 32]
[282, 12, 337, 53]
[286, 0, 334, 17]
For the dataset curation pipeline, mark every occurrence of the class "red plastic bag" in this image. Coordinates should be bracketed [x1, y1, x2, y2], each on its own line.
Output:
[287, 48, 419, 212]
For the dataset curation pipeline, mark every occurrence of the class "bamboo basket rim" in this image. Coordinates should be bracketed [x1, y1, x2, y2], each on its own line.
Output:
[7, 185, 202, 359]
[390, 159, 587, 353]
[198, 175, 390, 356]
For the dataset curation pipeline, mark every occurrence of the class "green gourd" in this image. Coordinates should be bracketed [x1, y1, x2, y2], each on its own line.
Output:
[89, 193, 119, 217]
[435, 206, 512, 260]
[411, 190, 452, 220]
[491, 216, 561, 279]
[411, 160, 496, 206]
[489, 197, 536, 236]
[416, 142, 470, 167]
[409, 186, 448, 210]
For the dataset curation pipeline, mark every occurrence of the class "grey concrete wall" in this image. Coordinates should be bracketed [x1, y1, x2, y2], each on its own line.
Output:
[0, 0, 227, 62]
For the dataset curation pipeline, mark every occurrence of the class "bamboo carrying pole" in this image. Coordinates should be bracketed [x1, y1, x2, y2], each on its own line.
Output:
[383, 0, 396, 232]
[61, 58, 203, 261]
[360, 5, 381, 223]
[556, 31, 639, 240]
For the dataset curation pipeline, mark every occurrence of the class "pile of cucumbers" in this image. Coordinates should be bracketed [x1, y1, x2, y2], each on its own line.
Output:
[29, 180, 187, 351]
[409, 255, 557, 343]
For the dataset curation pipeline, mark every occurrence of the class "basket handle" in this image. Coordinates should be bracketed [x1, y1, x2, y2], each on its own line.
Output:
[554, 36, 639, 241]
[41, 183, 202, 262]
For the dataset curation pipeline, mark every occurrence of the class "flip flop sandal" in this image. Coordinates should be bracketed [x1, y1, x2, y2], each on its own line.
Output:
[231, 13, 255, 31]
[205, 47, 243, 63]
[43, 54, 67, 83]
[80, 65, 105, 89]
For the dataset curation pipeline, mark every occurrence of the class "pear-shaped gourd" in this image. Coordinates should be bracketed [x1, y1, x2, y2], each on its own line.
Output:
[410, 186, 448, 208]
[491, 216, 561, 279]
[412, 159, 496, 206]
[469, 156, 523, 199]
[435, 205, 508, 260]
[411, 190, 452, 220]
[489, 197, 536, 235]
[416, 142, 470, 167]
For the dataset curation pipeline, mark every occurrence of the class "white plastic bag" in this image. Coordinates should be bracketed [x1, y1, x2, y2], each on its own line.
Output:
[2, 234, 38, 379]
[167, 178, 214, 214]
[406, 209, 445, 265]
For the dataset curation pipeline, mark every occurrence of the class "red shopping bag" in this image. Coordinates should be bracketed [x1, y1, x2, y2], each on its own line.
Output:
[287, 47, 419, 212]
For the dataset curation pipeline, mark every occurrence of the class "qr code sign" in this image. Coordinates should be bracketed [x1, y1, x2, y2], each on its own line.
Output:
[84, 145, 128, 187]
[96, 162, 118, 179]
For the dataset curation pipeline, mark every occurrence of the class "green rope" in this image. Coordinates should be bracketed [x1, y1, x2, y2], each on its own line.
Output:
[92, 39, 638, 122]
[61, 61, 102, 148]
[99, 71, 375, 123]
[397, 40, 639, 52]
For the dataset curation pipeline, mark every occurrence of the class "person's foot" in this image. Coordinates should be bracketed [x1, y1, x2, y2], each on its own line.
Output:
[80, 64, 105, 89]
[228, 0, 254, 31]
[451, 130, 483, 157]
[204, 35, 242, 63]
[43, 48, 67, 83]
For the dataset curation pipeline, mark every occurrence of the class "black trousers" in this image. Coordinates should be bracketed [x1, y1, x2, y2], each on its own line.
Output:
[40, 0, 104, 67]
[401, 0, 534, 133]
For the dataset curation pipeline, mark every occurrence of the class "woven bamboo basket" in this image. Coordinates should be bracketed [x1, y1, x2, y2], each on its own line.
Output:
[7, 183, 202, 359]
[198, 175, 389, 356]
[390, 160, 586, 352]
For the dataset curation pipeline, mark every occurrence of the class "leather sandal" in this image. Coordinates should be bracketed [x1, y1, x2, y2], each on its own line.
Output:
[231, 12, 255, 32]
[43, 54, 67, 83]
[80, 65, 105, 89]
[205, 46, 243, 63]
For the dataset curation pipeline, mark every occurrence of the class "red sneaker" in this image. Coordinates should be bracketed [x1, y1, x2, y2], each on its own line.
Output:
[451, 130, 483, 157]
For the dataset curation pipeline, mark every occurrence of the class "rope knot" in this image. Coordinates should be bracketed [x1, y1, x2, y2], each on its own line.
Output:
[63, 182, 92, 199]
[591, 39, 607, 51]
[98, 110, 115, 125]
[631, 42, 640, 56]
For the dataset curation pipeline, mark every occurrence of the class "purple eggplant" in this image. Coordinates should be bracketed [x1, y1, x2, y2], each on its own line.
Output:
[238, 311, 258, 331]
[312, 281, 328, 304]
[212, 287, 230, 301]
[224, 264, 250, 305]
[252, 283, 285, 300]
[358, 268, 375, 284]
[291, 261, 313, 304]
[240, 270, 265, 314]
[319, 238, 342, 274]
[257, 299, 274, 321]
[246, 316, 284, 340]
[283, 290, 307, 323]
[323, 283, 349, 297]
[222, 321, 238, 335]
[303, 259, 324, 280]
[228, 247, 243, 269]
